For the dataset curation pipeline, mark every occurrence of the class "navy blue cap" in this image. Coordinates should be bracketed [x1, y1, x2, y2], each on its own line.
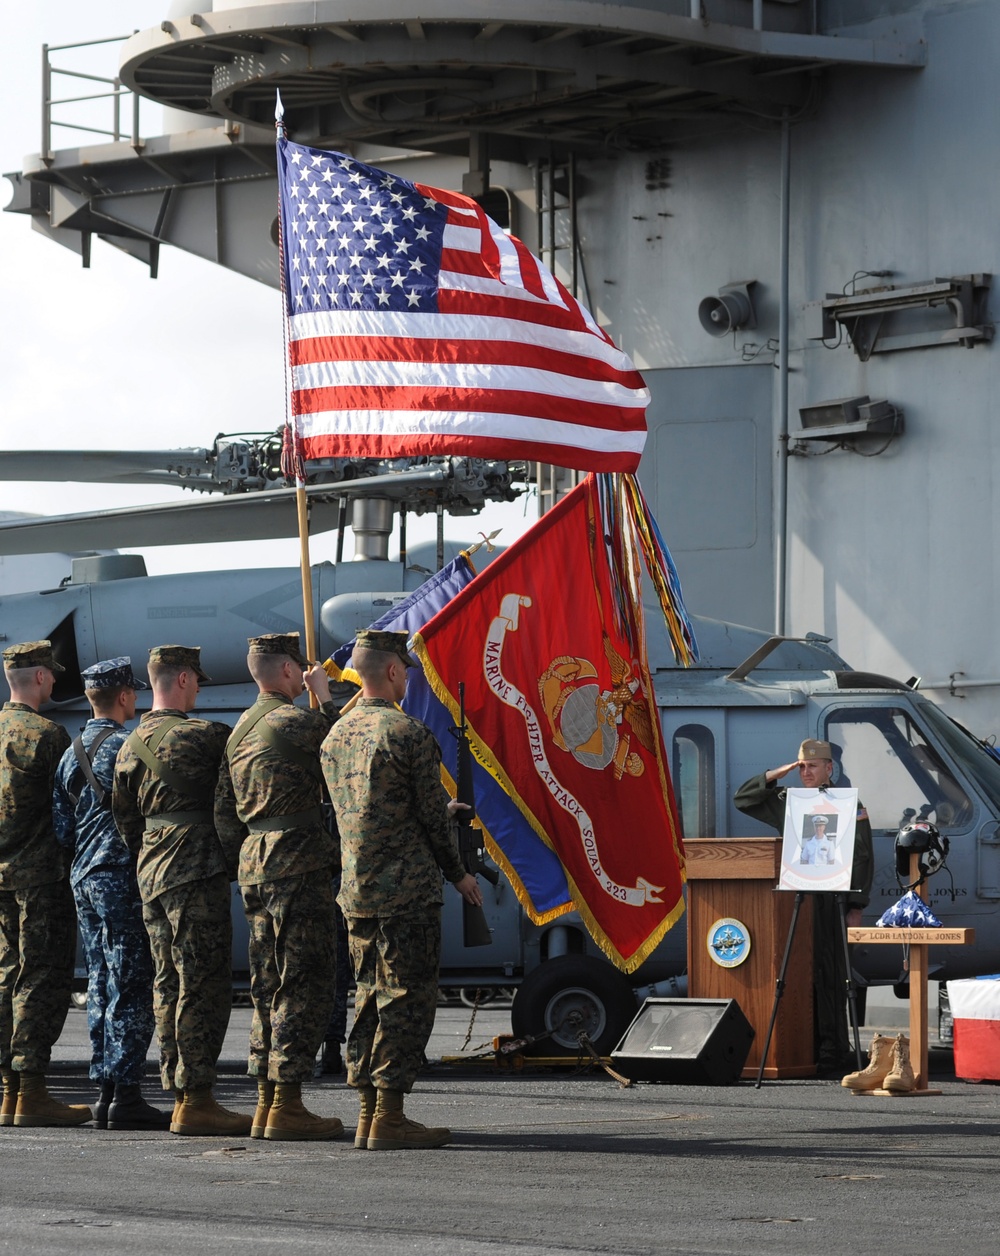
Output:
[81, 656, 148, 691]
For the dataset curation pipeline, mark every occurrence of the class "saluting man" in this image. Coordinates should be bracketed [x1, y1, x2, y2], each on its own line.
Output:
[113, 645, 249, 1136]
[0, 641, 91, 1127]
[52, 656, 167, 1130]
[216, 632, 344, 1142]
[734, 738, 874, 1076]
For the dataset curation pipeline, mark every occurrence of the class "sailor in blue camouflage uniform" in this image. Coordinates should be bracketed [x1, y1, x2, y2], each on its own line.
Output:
[52, 657, 167, 1130]
[0, 641, 92, 1128]
[321, 629, 482, 1151]
[113, 644, 251, 1137]
[215, 632, 344, 1142]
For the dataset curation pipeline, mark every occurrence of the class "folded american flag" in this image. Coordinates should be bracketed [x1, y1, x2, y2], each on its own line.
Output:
[277, 138, 649, 472]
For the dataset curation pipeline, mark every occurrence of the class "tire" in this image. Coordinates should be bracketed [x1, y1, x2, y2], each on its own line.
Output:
[459, 986, 500, 1008]
[511, 955, 637, 1056]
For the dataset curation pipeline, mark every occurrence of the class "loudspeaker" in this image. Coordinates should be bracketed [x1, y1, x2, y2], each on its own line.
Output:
[697, 282, 757, 336]
[610, 998, 755, 1085]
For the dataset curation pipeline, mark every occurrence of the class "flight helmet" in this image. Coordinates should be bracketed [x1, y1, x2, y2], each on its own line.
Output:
[894, 821, 949, 880]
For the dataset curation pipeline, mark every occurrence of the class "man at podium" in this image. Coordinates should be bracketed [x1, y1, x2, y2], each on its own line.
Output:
[734, 739, 874, 1076]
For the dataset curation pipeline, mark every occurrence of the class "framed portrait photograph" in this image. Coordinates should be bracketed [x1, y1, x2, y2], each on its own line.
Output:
[778, 788, 858, 892]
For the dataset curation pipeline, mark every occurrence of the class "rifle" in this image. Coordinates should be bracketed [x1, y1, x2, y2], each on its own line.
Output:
[452, 682, 499, 948]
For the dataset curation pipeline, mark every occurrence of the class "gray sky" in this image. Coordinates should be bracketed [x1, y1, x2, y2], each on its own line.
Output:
[0, 2, 535, 578]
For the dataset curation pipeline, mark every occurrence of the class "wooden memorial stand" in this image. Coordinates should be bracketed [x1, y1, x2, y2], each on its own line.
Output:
[848, 852, 974, 1095]
[686, 838, 815, 1078]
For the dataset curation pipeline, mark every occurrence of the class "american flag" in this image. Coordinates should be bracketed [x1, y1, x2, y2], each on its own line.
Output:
[277, 138, 649, 473]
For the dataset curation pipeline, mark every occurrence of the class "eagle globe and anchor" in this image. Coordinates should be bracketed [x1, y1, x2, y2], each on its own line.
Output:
[504, 638, 666, 1057]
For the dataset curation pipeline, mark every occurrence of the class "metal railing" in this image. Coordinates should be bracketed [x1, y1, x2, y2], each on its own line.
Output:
[41, 34, 142, 164]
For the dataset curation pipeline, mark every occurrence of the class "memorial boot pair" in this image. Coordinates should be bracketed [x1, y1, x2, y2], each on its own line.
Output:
[11, 1074, 92, 1127]
[366, 1088, 451, 1150]
[841, 1032, 915, 1093]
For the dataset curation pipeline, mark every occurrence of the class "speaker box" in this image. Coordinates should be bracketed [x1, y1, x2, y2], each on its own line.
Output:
[611, 998, 755, 1084]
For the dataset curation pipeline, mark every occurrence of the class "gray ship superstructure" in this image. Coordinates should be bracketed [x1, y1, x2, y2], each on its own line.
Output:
[7, 0, 1000, 1041]
[9, 2, 981, 730]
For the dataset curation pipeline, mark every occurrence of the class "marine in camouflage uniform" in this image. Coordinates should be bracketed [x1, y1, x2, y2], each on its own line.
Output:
[321, 630, 482, 1150]
[0, 640, 91, 1128]
[215, 632, 343, 1141]
[112, 646, 243, 1127]
[52, 656, 166, 1130]
[734, 738, 874, 1073]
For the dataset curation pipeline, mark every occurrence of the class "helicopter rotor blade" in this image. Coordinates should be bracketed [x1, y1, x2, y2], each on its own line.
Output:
[0, 449, 216, 487]
[0, 468, 447, 556]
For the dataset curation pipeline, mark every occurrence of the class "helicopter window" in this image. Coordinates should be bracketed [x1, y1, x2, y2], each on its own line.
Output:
[920, 702, 1000, 814]
[823, 707, 973, 834]
[672, 724, 716, 839]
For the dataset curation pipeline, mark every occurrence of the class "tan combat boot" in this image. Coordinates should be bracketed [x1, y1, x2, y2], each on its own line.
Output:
[367, 1088, 451, 1150]
[263, 1082, 344, 1141]
[840, 1032, 898, 1091]
[355, 1083, 377, 1150]
[170, 1087, 253, 1136]
[883, 1033, 917, 1093]
[1, 1070, 19, 1127]
[12, 1074, 92, 1127]
[251, 1079, 274, 1139]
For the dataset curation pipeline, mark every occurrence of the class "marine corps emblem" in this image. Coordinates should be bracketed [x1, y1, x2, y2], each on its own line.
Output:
[538, 636, 653, 779]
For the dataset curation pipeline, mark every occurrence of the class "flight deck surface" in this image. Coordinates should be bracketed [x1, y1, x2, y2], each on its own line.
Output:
[4, 1002, 997, 1256]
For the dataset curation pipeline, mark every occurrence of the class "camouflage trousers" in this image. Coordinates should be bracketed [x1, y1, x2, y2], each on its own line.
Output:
[0, 880, 75, 1074]
[345, 910, 441, 1094]
[74, 868, 155, 1085]
[241, 874, 336, 1084]
[142, 873, 232, 1092]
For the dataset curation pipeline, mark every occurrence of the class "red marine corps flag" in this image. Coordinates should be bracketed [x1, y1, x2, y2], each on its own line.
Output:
[413, 474, 691, 972]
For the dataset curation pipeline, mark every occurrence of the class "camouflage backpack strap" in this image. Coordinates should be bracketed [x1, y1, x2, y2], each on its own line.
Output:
[125, 716, 193, 793]
[226, 697, 323, 782]
[69, 726, 117, 807]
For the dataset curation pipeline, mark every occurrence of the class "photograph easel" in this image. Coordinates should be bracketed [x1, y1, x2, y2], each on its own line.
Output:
[755, 889, 862, 1088]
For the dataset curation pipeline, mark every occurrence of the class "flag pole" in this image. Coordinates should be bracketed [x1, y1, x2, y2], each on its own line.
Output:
[276, 92, 318, 705]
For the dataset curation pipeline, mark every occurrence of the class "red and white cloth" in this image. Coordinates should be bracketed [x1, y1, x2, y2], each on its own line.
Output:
[947, 978, 1000, 1081]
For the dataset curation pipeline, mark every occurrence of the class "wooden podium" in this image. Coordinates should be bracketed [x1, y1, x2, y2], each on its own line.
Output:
[686, 838, 815, 1078]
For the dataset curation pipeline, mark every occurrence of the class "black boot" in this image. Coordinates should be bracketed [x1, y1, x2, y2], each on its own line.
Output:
[319, 1042, 345, 1076]
[107, 1082, 171, 1131]
[93, 1080, 115, 1130]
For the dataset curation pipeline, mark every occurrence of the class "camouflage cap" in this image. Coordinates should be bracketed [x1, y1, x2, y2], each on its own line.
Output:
[354, 628, 419, 668]
[81, 656, 148, 691]
[148, 644, 211, 683]
[248, 633, 308, 666]
[799, 739, 833, 762]
[2, 640, 65, 673]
